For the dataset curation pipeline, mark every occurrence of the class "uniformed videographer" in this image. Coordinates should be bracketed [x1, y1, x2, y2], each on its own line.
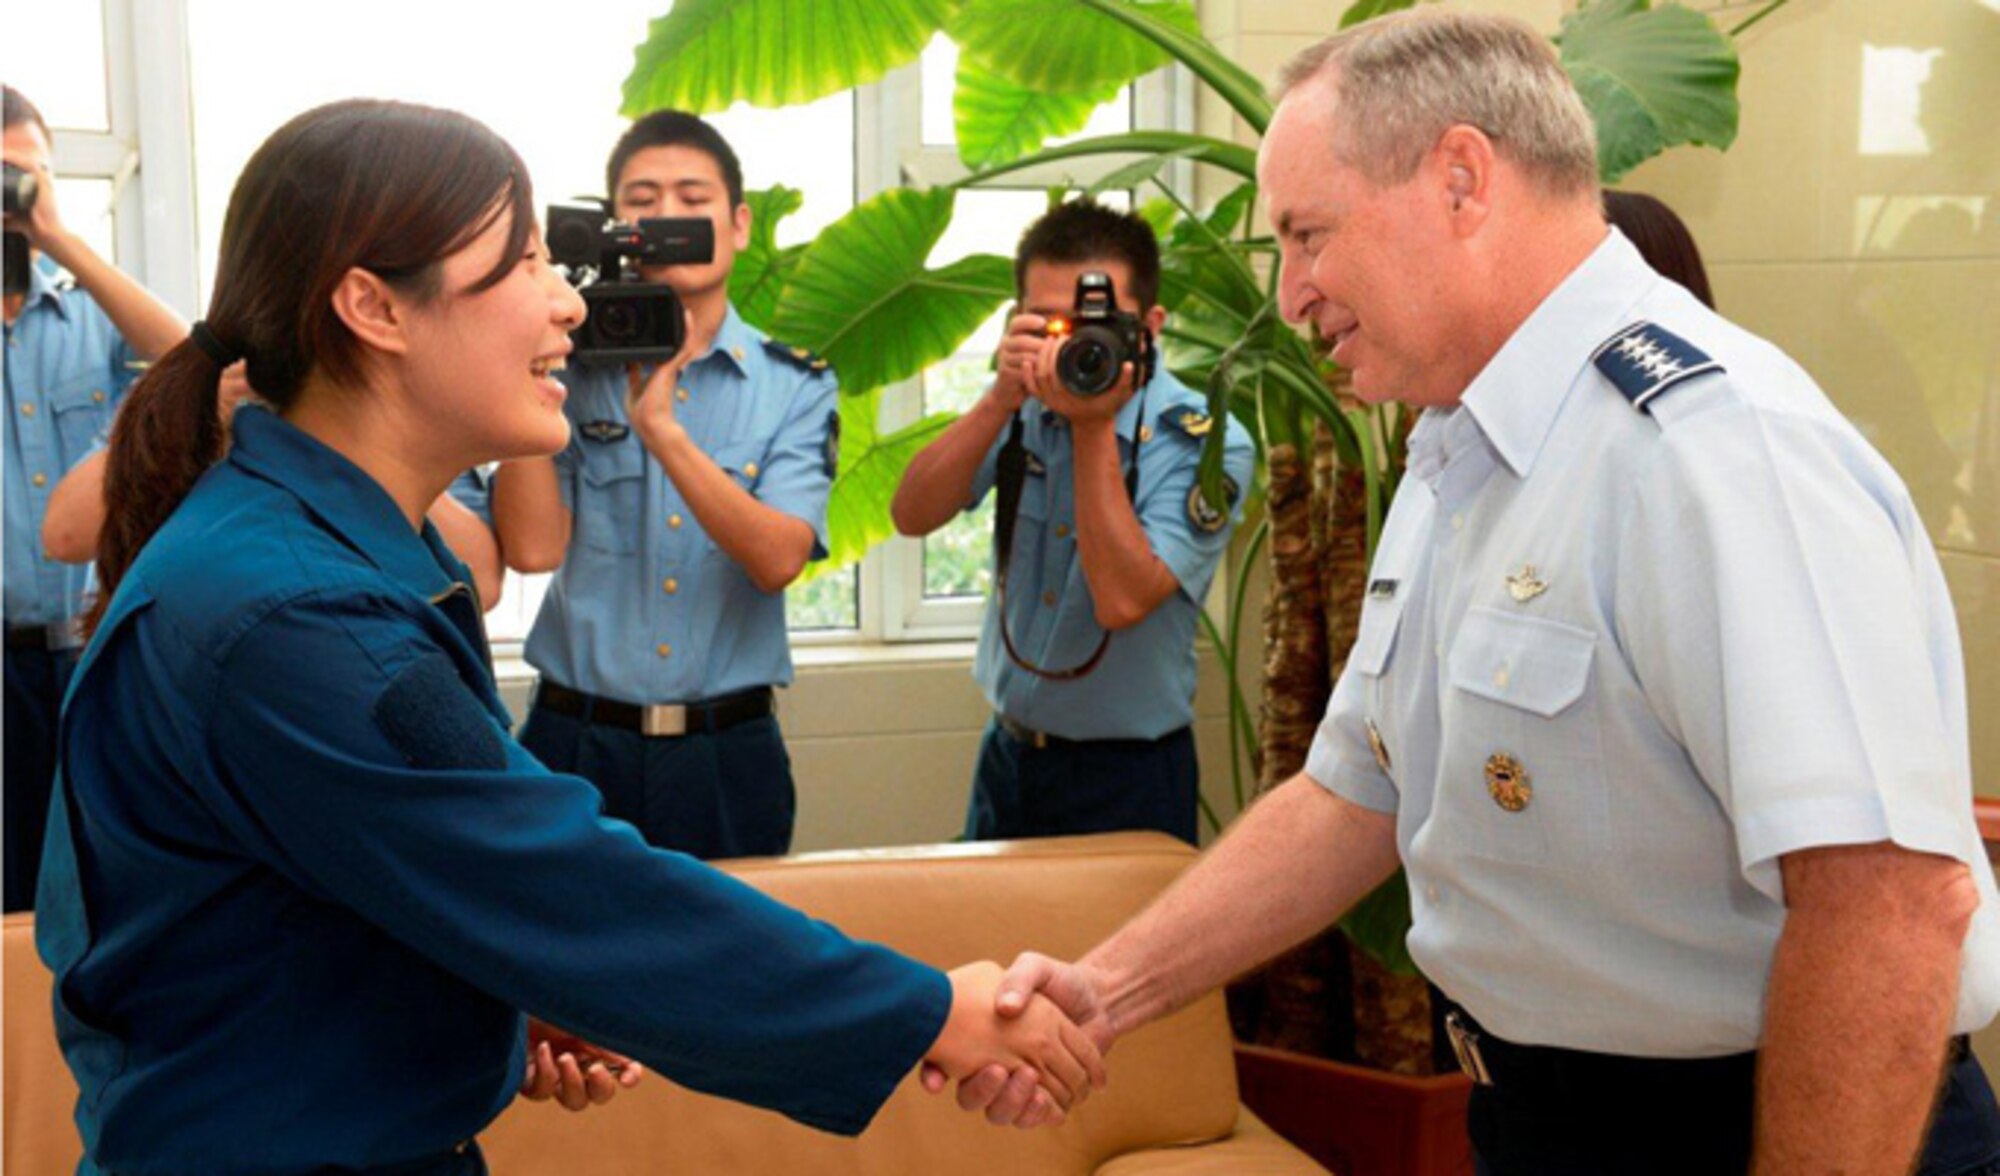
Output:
[491, 110, 836, 860]
[893, 200, 1253, 847]
[3, 85, 185, 912]
[934, 13, 2000, 1172]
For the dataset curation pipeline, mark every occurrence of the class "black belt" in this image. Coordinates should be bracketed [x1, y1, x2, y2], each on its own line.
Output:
[535, 681, 774, 738]
[997, 715, 1189, 751]
[4, 624, 76, 652]
[1442, 1001, 1969, 1089]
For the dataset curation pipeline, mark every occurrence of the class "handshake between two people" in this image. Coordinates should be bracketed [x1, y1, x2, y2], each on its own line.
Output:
[517, 952, 1112, 1130]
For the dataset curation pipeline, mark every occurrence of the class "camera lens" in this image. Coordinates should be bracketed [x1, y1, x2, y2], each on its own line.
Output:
[1058, 329, 1123, 397]
[596, 298, 652, 343]
[3, 164, 37, 217]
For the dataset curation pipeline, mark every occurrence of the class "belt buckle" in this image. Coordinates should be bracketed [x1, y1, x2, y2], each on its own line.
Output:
[1444, 1010, 1494, 1086]
[641, 704, 688, 737]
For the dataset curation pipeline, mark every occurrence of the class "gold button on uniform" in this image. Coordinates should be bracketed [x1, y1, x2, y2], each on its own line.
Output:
[1366, 718, 1392, 773]
[668, 514, 683, 530]
[663, 578, 679, 595]
[92, 390, 105, 403]
[1041, 590, 1057, 607]
[1139, 424, 1154, 443]
[1054, 523, 1071, 539]
[32, 473, 47, 487]
[731, 346, 746, 361]
[743, 461, 759, 478]
[656, 643, 672, 658]
[20, 403, 34, 417]
[675, 386, 690, 402]
[1485, 753, 1532, 812]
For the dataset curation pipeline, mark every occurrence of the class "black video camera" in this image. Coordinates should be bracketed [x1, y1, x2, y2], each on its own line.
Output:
[3, 163, 37, 297]
[546, 203, 715, 364]
[1044, 271, 1153, 397]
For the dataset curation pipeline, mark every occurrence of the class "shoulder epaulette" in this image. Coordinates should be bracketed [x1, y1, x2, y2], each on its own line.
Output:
[764, 338, 831, 374]
[1591, 321, 1723, 414]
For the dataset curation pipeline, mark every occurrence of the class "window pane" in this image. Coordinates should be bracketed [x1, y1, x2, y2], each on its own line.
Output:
[787, 566, 859, 631]
[920, 35, 1131, 149]
[55, 177, 117, 268]
[6, 2, 110, 132]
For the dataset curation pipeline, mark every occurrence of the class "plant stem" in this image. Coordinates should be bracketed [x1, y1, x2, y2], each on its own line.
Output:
[1728, 0, 1791, 37]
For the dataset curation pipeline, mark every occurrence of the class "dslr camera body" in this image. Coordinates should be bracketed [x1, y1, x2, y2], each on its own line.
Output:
[3, 162, 39, 298]
[546, 203, 715, 364]
[1044, 271, 1154, 397]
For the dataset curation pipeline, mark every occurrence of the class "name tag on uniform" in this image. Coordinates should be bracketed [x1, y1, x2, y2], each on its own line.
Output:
[580, 420, 630, 444]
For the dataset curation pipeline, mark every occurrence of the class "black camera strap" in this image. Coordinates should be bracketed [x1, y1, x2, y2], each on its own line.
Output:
[991, 393, 1145, 681]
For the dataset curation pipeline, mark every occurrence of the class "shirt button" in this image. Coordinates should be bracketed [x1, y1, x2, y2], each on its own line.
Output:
[663, 578, 679, 595]
[20, 403, 35, 417]
[743, 461, 759, 478]
[1041, 590, 1057, 607]
[668, 514, 683, 530]
[675, 386, 690, 403]
[1055, 523, 1071, 539]
[92, 390, 105, 403]
[1426, 885, 1440, 904]
[1493, 664, 1510, 689]
[1451, 513, 1465, 532]
[731, 346, 746, 361]
[32, 473, 47, 487]
[656, 643, 672, 658]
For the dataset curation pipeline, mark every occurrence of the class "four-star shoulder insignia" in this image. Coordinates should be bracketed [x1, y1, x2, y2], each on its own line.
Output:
[1591, 321, 1723, 414]
[765, 339, 832, 374]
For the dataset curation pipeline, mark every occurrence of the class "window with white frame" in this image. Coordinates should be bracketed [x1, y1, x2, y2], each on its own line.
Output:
[108, 2, 1190, 651]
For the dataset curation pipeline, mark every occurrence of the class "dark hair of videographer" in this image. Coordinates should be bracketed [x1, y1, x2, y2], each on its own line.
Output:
[1603, 189, 1715, 310]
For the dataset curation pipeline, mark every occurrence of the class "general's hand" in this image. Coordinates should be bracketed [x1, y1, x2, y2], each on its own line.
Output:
[624, 310, 699, 451]
[0, 153, 65, 253]
[925, 961, 1106, 1129]
[519, 1018, 645, 1112]
[922, 952, 1117, 1126]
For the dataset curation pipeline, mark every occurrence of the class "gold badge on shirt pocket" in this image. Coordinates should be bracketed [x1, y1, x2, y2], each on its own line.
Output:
[1485, 752, 1532, 812]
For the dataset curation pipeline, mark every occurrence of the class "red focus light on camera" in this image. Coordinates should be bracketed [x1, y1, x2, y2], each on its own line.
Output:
[1046, 317, 1073, 337]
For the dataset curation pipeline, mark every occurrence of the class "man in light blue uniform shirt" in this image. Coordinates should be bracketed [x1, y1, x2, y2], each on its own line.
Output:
[956, 13, 2000, 1174]
[3, 86, 184, 911]
[493, 111, 835, 859]
[895, 201, 1254, 846]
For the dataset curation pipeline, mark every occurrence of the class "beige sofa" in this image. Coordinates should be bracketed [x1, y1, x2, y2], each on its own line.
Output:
[5, 832, 1325, 1174]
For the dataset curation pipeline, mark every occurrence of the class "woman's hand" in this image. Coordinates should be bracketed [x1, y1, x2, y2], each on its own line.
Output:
[519, 1018, 645, 1112]
[925, 961, 1107, 1127]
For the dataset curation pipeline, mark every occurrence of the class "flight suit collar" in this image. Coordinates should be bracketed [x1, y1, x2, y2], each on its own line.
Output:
[226, 407, 464, 601]
[1458, 229, 1656, 479]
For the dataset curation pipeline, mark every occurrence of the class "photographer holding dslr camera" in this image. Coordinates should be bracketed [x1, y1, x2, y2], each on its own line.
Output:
[491, 110, 837, 860]
[894, 200, 1253, 846]
[4, 86, 188, 911]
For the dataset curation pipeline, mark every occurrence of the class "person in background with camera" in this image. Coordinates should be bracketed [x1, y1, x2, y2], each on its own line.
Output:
[892, 200, 1254, 847]
[491, 110, 836, 860]
[3, 85, 187, 913]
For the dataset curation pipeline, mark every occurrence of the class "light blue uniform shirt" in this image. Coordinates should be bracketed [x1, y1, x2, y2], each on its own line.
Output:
[525, 305, 837, 704]
[969, 369, 1254, 741]
[1307, 230, 2000, 1056]
[3, 259, 139, 629]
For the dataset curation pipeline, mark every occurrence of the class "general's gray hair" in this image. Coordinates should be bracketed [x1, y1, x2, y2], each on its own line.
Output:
[1275, 8, 1599, 196]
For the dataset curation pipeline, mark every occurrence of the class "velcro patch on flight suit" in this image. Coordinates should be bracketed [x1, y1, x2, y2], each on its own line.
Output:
[1590, 322, 1723, 414]
[372, 652, 506, 771]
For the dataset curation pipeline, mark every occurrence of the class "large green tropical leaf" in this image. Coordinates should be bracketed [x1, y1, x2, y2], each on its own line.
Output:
[728, 185, 805, 331]
[623, 0, 952, 115]
[954, 131, 1258, 187]
[772, 187, 1014, 396]
[1076, 0, 1273, 132]
[949, 0, 1203, 95]
[1341, 869, 1418, 975]
[803, 390, 957, 582]
[955, 60, 1120, 171]
[1339, 0, 1418, 28]
[1557, 0, 1739, 183]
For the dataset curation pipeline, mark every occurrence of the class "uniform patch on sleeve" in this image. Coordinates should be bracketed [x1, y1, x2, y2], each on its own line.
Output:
[824, 408, 841, 478]
[371, 652, 506, 771]
[1187, 476, 1238, 534]
[1590, 322, 1723, 413]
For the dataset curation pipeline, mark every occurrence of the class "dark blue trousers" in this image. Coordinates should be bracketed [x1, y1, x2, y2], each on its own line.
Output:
[519, 692, 795, 861]
[966, 716, 1198, 846]
[5, 645, 76, 912]
[1467, 1032, 2000, 1175]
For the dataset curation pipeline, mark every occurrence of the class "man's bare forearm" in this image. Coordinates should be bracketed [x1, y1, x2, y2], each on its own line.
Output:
[892, 389, 1019, 537]
[1755, 842, 1975, 1172]
[41, 231, 187, 361]
[1084, 776, 1401, 1038]
[491, 459, 571, 573]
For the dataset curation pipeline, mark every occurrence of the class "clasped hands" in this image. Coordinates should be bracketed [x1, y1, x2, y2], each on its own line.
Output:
[924, 954, 1114, 1129]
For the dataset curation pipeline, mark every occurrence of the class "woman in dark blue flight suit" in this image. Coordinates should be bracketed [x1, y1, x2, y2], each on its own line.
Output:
[33, 99, 1098, 1176]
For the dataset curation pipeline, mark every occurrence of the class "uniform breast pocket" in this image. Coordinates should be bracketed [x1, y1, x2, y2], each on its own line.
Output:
[1438, 607, 1607, 872]
[713, 440, 770, 494]
[575, 442, 647, 556]
[49, 374, 115, 462]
